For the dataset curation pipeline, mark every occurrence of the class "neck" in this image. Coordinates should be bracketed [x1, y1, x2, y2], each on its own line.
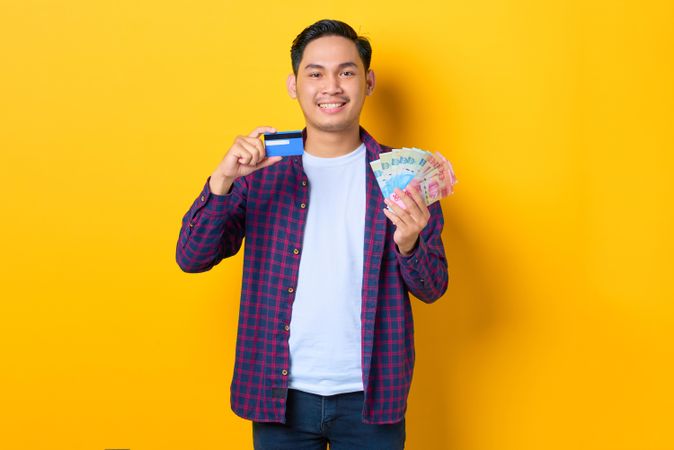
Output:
[304, 124, 362, 158]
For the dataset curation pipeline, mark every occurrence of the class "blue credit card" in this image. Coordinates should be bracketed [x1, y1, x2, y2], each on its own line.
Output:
[263, 130, 304, 156]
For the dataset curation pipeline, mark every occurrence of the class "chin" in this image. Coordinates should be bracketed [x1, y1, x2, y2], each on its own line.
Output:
[306, 117, 359, 133]
[315, 123, 352, 132]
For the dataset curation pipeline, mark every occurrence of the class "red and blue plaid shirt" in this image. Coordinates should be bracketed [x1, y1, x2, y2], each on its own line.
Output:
[176, 127, 448, 424]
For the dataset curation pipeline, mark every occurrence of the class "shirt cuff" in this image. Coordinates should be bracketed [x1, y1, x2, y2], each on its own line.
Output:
[198, 176, 235, 216]
[396, 235, 426, 262]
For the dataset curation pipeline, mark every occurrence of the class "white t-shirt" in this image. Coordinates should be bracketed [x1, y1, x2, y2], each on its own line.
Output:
[288, 142, 366, 395]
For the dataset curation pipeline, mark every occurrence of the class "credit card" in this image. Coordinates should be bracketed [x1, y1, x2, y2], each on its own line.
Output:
[263, 130, 304, 157]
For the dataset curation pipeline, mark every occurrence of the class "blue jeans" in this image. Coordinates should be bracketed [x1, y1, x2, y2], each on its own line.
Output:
[252, 389, 406, 449]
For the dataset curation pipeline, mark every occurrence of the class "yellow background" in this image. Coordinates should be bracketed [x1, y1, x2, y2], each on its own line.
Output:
[1, 0, 672, 449]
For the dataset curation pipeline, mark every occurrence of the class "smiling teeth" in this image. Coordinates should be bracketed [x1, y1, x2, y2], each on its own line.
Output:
[319, 103, 344, 108]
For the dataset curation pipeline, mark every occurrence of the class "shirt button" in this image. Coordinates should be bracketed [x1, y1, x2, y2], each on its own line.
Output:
[292, 248, 299, 255]
[287, 287, 294, 293]
[301, 180, 307, 186]
[300, 203, 306, 209]
[200, 195, 205, 202]
[284, 324, 290, 331]
[189, 222, 194, 228]
[419, 278, 425, 283]
[281, 369, 288, 376]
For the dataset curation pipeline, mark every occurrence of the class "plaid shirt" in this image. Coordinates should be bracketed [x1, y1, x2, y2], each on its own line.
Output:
[176, 127, 448, 424]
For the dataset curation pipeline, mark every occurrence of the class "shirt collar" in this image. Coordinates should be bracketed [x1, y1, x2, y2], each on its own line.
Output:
[299, 126, 385, 164]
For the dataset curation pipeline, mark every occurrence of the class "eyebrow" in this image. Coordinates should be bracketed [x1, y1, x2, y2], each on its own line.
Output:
[303, 62, 359, 71]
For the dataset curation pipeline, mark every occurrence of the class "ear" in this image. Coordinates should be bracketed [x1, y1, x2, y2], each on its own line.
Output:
[287, 73, 297, 99]
[366, 69, 375, 96]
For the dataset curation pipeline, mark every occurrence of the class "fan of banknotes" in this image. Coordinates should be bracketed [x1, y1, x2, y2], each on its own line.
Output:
[370, 148, 457, 208]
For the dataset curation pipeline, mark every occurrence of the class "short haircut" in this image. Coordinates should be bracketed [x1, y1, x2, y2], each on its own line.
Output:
[290, 19, 372, 75]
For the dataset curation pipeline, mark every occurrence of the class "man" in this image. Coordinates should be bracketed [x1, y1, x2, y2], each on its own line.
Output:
[176, 19, 448, 449]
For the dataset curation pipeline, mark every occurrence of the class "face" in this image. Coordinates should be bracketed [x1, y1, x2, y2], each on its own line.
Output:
[287, 35, 375, 134]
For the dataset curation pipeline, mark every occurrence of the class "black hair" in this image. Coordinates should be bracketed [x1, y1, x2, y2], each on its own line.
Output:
[290, 19, 372, 75]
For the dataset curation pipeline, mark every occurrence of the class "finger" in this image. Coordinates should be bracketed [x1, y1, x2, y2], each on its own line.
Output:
[228, 140, 251, 162]
[248, 126, 277, 139]
[234, 148, 253, 166]
[395, 188, 423, 220]
[382, 206, 401, 226]
[399, 188, 429, 225]
[241, 136, 266, 165]
[384, 198, 411, 227]
[391, 189, 420, 222]
[404, 186, 430, 220]
[256, 156, 283, 169]
[238, 138, 264, 166]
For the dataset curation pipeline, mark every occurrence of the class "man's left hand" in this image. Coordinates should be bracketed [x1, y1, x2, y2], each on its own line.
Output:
[383, 186, 431, 256]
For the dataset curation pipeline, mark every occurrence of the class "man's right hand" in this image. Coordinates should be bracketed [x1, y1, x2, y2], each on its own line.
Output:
[209, 126, 283, 195]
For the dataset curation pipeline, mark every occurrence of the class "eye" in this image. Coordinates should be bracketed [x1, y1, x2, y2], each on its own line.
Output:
[308, 72, 321, 78]
[341, 71, 355, 77]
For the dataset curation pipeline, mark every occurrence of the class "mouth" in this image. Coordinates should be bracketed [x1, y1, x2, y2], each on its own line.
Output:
[317, 101, 348, 113]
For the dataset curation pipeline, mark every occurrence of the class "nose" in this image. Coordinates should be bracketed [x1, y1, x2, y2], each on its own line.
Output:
[321, 74, 343, 95]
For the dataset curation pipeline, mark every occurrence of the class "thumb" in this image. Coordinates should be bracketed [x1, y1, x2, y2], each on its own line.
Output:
[257, 156, 283, 169]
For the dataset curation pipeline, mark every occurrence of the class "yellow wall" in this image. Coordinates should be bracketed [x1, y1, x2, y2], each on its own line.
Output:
[1, 0, 672, 449]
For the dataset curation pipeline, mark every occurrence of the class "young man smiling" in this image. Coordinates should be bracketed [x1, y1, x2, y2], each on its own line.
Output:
[176, 19, 448, 449]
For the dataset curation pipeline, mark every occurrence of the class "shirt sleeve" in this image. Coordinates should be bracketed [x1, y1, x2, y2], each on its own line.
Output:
[395, 201, 449, 303]
[175, 175, 248, 273]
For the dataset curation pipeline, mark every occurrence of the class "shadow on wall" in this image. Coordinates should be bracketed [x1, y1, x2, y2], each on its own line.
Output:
[366, 55, 512, 450]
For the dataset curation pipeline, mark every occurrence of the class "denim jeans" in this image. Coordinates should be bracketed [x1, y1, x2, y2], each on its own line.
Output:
[252, 389, 406, 450]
